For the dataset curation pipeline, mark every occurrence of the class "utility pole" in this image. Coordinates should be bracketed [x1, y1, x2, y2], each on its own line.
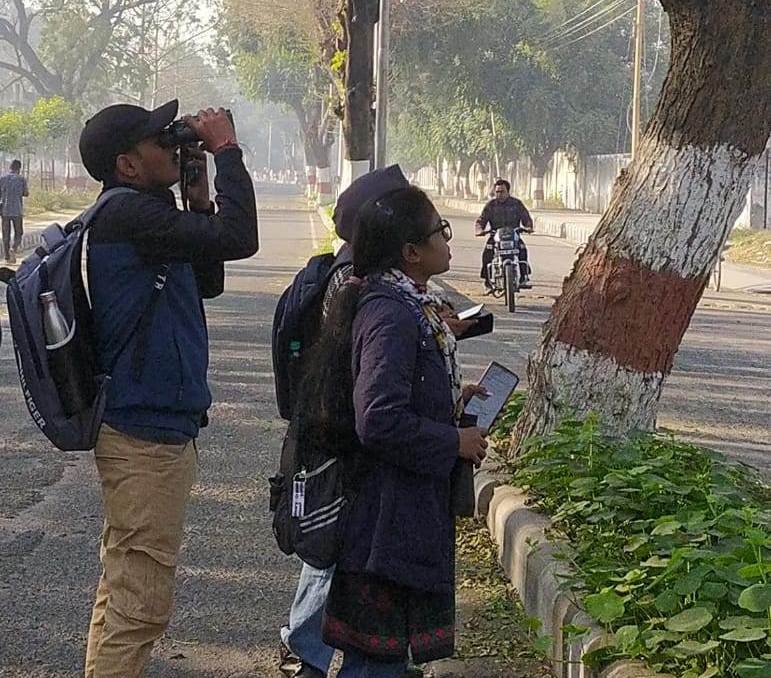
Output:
[631, 0, 645, 160]
[489, 110, 501, 177]
[374, 0, 391, 169]
[267, 120, 273, 173]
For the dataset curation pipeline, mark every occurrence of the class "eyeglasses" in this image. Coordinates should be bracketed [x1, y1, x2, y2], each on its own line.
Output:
[421, 219, 453, 243]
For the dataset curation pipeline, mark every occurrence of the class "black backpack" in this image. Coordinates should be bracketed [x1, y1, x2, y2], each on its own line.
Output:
[269, 288, 392, 568]
[1, 189, 132, 451]
[271, 249, 349, 420]
[0, 188, 169, 452]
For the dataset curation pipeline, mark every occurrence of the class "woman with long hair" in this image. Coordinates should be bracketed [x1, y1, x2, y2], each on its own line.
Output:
[295, 185, 488, 677]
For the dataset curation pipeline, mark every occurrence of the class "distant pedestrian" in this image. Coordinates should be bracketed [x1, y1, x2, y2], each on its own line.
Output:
[295, 186, 488, 676]
[0, 159, 29, 264]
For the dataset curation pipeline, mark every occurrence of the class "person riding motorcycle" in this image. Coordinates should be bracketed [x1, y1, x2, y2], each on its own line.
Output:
[475, 178, 533, 293]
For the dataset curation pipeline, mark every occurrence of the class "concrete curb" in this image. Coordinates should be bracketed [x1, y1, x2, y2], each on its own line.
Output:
[474, 460, 672, 678]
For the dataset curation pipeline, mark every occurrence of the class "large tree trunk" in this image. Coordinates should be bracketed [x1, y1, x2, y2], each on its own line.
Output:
[530, 152, 553, 209]
[296, 99, 335, 205]
[513, 0, 771, 449]
[340, 0, 376, 190]
[456, 157, 473, 198]
[312, 136, 334, 206]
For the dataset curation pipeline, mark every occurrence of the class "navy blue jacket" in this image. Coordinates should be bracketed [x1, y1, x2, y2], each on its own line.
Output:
[88, 147, 258, 442]
[339, 281, 460, 593]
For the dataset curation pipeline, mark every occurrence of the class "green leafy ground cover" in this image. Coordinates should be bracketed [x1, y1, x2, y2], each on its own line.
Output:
[495, 408, 771, 678]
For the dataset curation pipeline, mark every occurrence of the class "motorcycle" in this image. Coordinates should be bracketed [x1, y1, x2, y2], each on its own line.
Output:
[487, 227, 528, 313]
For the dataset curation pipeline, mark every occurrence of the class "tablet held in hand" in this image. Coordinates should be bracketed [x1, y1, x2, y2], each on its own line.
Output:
[464, 361, 520, 431]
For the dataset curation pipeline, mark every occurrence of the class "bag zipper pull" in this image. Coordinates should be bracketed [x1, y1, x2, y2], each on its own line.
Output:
[292, 471, 306, 518]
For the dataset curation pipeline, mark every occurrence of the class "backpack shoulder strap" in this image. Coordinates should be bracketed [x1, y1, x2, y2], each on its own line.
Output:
[77, 187, 138, 231]
[80, 187, 139, 308]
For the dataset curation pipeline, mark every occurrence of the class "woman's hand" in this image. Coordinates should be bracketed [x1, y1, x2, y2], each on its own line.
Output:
[458, 426, 488, 467]
[438, 305, 476, 338]
[462, 383, 490, 405]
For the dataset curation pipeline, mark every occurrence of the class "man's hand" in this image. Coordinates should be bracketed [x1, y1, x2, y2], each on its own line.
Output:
[185, 108, 237, 154]
[183, 147, 210, 211]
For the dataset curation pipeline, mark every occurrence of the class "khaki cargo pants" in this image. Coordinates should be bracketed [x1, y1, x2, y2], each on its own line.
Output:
[85, 425, 197, 678]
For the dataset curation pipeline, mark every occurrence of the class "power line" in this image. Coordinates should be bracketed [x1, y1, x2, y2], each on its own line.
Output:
[537, 0, 615, 42]
[548, 5, 636, 51]
[646, 5, 664, 87]
[542, 0, 632, 47]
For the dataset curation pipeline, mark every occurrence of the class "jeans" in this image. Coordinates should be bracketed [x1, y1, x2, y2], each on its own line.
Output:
[281, 563, 336, 672]
[337, 650, 407, 678]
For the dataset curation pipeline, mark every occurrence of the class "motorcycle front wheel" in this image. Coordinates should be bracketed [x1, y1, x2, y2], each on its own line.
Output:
[504, 263, 517, 312]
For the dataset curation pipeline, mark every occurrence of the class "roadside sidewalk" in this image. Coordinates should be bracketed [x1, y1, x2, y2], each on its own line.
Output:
[431, 193, 771, 294]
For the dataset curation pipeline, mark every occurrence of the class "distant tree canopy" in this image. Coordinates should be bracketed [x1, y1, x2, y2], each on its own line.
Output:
[389, 0, 670, 170]
[0, 95, 79, 152]
[221, 0, 340, 168]
[0, 0, 216, 108]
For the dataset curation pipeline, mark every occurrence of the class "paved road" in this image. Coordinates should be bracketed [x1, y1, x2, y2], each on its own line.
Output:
[0, 188, 768, 677]
[438, 204, 771, 473]
[0, 192, 320, 677]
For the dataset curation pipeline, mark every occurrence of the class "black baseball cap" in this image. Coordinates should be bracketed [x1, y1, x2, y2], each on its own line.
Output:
[333, 164, 409, 242]
[78, 99, 179, 181]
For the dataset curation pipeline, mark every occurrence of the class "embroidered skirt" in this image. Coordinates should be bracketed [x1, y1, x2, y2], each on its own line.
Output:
[322, 570, 455, 664]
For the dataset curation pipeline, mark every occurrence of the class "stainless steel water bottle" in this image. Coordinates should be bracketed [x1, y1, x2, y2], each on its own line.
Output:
[40, 291, 89, 415]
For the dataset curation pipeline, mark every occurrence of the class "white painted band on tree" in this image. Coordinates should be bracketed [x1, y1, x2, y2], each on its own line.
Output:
[317, 166, 334, 205]
[533, 341, 664, 435]
[598, 143, 762, 277]
[317, 166, 332, 192]
[317, 166, 331, 184]
[340, 159, 371, 193]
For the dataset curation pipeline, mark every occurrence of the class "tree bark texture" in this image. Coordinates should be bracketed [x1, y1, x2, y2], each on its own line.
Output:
[341, 0, 376, 163]
[295, 101, 333, 198]
[456, 157, 473, 198]
[530, 153, 552, 208]
[513, 0, 771, 449]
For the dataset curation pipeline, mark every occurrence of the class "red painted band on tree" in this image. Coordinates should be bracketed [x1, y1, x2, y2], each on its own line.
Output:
[551, 245, 706, 374]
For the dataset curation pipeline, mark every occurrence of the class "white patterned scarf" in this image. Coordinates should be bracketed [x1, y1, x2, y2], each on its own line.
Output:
[377, 269, 463, 421]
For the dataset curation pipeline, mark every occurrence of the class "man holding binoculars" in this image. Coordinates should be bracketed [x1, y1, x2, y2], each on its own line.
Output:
[77, 99, 258, 677]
